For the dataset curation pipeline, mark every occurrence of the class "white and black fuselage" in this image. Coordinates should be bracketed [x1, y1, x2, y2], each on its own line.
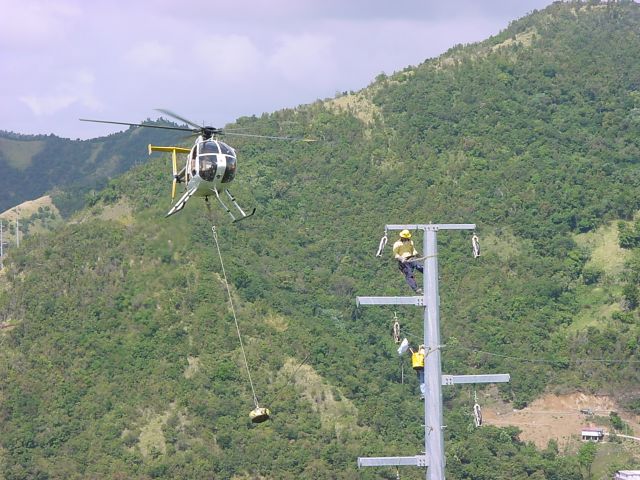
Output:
[166, 136, 251, 221]
[186, 136, 237, 196]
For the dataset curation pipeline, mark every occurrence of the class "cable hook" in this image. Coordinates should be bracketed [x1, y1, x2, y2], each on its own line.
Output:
[376, 228, 388, 257]
[472, 232, 480, 258]
[472, 388, 482, 427]
[392, 311, 401, 344]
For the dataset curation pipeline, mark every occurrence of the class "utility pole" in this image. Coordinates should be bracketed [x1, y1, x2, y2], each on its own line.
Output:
[0, 220, 3, 270]
[356, 223, 510, 480]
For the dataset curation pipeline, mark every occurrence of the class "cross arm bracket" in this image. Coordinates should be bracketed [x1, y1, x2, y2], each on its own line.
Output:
[441, 374, 510, 386]
[358, 455, 428, 468]
[356, 296, 424, 306]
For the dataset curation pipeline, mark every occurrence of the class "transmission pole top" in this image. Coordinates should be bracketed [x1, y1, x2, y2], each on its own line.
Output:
[385, 223, 475, 232]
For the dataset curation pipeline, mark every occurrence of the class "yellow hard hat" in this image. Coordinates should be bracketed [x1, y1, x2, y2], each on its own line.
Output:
[400, 229, 412, 239]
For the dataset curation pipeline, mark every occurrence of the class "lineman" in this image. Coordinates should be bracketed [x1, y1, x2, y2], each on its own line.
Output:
[392, 229, 423, 294]
[411, 344, 426, 400]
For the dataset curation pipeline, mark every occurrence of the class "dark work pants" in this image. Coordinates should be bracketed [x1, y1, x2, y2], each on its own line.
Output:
[398, 260, 424, 291]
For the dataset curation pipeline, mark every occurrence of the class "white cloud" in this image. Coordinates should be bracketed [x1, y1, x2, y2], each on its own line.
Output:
[19, 70, 101, 116]
[268, 33, 336, 85]
[124, 41, 176, 69]
[0, 0, 80, 47]
[19, 94, 76, 116]
[192, 34, 262, 80]
[0, 0, 558, 139]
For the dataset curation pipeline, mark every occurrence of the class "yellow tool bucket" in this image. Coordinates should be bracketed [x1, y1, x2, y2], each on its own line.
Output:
[412, 351, 425, 370]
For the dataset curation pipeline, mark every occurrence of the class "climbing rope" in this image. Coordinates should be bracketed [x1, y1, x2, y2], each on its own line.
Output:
[210, 224, 260, 409]
[408, 254, 437, 262]
[391, 312, 405, 384]
[399, 325, 421, 343]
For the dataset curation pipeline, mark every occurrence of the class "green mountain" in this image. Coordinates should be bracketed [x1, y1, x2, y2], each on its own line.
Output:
[0, 120, 186, 216]
[2, 2, 640, 478]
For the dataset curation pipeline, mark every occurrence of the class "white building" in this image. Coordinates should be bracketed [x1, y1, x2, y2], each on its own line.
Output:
[581, 428, 605, 442]
[615, 471, 640, 480]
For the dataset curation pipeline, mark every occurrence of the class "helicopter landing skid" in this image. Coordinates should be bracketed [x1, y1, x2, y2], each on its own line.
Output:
[166, 186, 197, 217]
[211, 188, 255, 223]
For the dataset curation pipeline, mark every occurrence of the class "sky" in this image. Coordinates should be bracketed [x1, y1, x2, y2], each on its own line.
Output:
[1, 0, 555, 140]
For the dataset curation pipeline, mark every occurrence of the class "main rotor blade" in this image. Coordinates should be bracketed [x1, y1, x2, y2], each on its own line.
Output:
[155, 109, 203, 130]
[221, 131, 317, 142]
[80, 118, 195, 133]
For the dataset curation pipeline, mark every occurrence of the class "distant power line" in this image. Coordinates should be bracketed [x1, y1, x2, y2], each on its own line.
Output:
[400, 327, 640, 365]
[450, 344, 640, 365]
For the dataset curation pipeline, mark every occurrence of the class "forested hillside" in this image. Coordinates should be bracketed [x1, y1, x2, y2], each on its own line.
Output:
[2, 2, 640, 478]
[0, 121, 185, 216]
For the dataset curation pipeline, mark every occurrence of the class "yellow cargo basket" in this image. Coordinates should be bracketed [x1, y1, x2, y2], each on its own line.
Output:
[249, 407, 271, 423]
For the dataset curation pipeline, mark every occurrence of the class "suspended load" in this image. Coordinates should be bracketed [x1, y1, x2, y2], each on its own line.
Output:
[249, 406, 271, 423]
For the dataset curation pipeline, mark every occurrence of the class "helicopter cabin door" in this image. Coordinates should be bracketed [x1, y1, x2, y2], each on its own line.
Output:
[188, 145, 198, 182]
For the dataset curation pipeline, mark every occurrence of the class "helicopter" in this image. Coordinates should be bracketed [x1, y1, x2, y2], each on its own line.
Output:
[80, 109, 312, 222]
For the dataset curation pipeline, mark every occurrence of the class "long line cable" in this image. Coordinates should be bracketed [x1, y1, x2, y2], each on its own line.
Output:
[210, 224, 260, 409]
[451, 343, 640, 365]
[263, 352, 312, 405]
[398, 326, 640, 365]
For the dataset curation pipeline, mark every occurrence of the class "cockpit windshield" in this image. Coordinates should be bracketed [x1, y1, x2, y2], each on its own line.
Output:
[199, 141, 220, 155]
[219, 142, 234, 156]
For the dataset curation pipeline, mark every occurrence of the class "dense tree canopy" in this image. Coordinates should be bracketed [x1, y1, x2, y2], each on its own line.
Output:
[2, 1, 640, 478]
